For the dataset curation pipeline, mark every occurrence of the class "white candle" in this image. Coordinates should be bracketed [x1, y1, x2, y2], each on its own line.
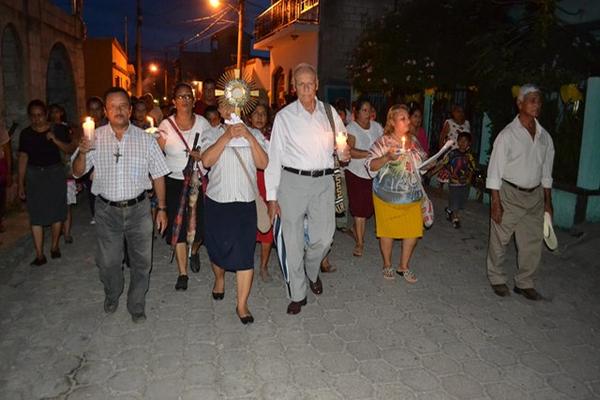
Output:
[146, 116, 154, 128]
[401, 135, 406, 152]
[335, 132, 347, 160]
[335, 131, 347, 150]
[82, 117, 95, 142]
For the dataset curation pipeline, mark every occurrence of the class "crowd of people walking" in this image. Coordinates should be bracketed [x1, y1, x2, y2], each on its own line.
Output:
[0, 62, 555, 324]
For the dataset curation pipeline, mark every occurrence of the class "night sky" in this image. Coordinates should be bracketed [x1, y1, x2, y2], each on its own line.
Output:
[52, 0, 270, 61]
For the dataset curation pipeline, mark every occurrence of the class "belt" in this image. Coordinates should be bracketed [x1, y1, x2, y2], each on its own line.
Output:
[283, 166, 334, 177]
[502, 179, 540, 193]
[99, 192, 146, 208]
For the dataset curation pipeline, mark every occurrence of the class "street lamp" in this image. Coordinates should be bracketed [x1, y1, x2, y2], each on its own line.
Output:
[209, 0, 244, 72]
[148, 63, 167, 101]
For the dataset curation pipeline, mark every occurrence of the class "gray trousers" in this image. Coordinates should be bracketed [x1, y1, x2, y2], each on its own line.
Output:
[278, 170, 335, 301]
[486, 184, 544, 289]
[95, 197, 153, 315]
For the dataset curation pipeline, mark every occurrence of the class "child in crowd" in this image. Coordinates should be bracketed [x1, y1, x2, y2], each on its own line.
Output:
[204, 105, 221, 128]
[432, 131, 478, 228]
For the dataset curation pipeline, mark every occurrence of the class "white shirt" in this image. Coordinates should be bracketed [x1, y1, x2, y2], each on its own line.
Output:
[73, 123, 170, 201]
[159, 114, 210, 180]
[265, 99, 347, 201]
[486, 116, 554, 190]
[346, 120, 383, 179]
[202, 125, 268, 203]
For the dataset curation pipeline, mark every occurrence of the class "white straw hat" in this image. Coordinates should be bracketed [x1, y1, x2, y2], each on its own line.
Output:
[543, 212, 558, 251]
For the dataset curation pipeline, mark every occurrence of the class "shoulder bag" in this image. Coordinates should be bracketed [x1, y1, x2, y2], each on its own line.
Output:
[231, 147, 272, 233]
[323, 103, 346, 217]
[165, 117, 206, 192]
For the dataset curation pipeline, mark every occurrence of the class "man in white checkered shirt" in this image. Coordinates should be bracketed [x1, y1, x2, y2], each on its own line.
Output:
[73, 87, 169, 323]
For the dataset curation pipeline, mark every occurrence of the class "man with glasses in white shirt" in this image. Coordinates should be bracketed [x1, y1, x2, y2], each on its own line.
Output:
[73, 87, 170, 323]
[486, 84, 555, 301]
[266, 63, 349, 315]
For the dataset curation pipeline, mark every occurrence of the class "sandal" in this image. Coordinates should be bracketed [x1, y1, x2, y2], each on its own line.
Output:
[353, 243, 364, 257]
[383, 266, 395, 280]
[396, 268, 418, 283]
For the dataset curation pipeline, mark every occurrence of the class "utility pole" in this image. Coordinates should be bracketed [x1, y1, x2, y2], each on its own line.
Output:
[124, 16, 128, 59]
[135, 0, 143, 97]
[164, 50, 169, 101]
[236, 0, 244, 72]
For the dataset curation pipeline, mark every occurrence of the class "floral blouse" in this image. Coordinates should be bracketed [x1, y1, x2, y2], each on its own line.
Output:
[365, 134, 426, 205]
[440, 148, 478, 185]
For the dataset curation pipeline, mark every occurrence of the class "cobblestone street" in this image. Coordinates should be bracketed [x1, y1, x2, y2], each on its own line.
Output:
[1, 193, 599, 400]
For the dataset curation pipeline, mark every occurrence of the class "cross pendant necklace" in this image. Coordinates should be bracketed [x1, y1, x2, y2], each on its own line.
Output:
[114, 146, 123, 163]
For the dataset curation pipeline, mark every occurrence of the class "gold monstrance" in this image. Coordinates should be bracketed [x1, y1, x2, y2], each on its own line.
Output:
[215, 68, 260, 118]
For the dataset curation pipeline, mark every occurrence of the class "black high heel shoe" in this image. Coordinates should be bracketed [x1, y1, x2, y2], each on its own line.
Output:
[212, 291, 224, 300]
[236, 309, 254, 324]
[50, 248, 61, 259]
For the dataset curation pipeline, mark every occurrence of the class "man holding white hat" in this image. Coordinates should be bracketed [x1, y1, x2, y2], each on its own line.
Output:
[485, 84, 555, 301]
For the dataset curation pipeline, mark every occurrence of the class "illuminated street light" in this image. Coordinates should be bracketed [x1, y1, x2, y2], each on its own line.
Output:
[148, 63, 167, 101]
[208, 0, 244, 71]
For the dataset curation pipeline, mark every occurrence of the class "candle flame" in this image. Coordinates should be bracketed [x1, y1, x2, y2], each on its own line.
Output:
[146, 116, 154, 128]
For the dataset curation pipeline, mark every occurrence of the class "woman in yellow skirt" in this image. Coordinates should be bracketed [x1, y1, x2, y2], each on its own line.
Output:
[365, 104, 427, 282]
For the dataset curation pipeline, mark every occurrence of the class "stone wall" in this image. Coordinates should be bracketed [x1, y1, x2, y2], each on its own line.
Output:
[0, 0, 85, 129]
[0, 0, 85, 204]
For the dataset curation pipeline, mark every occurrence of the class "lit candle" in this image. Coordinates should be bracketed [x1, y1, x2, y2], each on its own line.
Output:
[335, 131, 348, 160]
[82, 117, 95, 142]
[401, 135, 406, 152]
[335, 131, 347, 149]
[146, 116, 154, 128]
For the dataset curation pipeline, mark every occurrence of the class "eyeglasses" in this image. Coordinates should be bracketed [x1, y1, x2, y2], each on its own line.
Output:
[175, 94, 194, 101]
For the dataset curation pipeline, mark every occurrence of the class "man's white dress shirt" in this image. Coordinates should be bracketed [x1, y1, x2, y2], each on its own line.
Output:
[265, 99, 347, 201]
[486, 116, 554, 190]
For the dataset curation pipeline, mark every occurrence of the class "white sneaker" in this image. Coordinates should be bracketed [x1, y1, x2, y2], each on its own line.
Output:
[90, 218, 96, 225]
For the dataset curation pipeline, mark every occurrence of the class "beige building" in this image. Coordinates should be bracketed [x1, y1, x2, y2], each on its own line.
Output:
[83, 38, 132, 99]
[254, 0, 397, 107]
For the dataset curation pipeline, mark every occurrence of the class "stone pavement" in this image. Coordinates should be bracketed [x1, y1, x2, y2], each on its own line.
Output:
[1, 193, 599, 400]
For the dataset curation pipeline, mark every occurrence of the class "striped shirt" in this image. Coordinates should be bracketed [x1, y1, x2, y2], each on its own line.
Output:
[74, 123, 169, 201]
[201, 125, 267, 203]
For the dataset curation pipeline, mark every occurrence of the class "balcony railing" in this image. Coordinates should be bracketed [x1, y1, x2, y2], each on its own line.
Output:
[254, 0, 319, 43]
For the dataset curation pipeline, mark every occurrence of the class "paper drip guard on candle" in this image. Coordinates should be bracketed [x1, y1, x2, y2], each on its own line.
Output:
[417, 139, 455, 173]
